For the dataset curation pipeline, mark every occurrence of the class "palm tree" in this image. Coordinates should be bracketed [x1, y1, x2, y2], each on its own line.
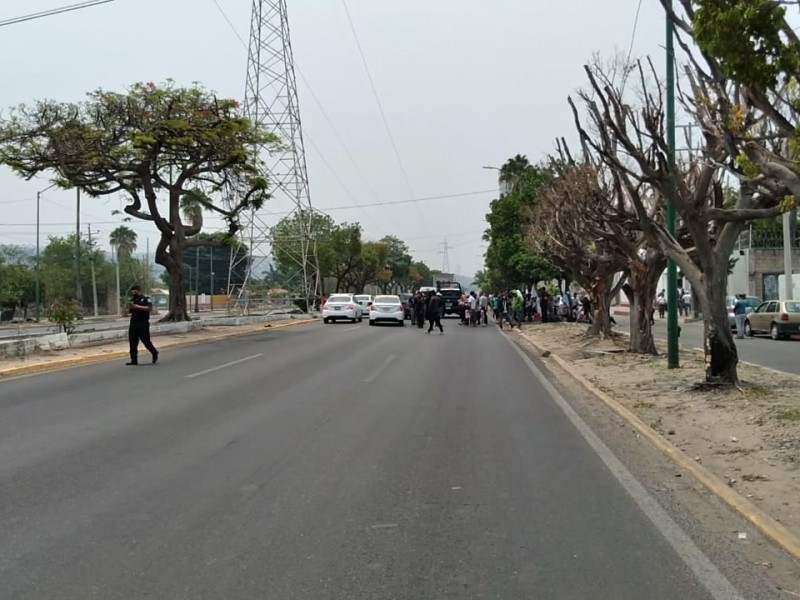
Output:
[109, 225, 138, 258]
[499, 154, 532, 194]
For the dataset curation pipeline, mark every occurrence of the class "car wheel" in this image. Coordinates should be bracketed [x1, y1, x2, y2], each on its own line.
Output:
[745, 320, 753, 337]
[399, 320, 405, 326]
[369, 320, 375, 326]
[359, 316, 363, 322]
[771, 323, 781, 341]
[323, 317, 329, 324]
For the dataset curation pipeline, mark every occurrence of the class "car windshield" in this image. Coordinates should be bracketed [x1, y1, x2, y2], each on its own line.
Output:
[354, 296, 371, 302]
[328, 295, 351, 303]
[375, 296, 400, 304]
[785, 302, 800, 313]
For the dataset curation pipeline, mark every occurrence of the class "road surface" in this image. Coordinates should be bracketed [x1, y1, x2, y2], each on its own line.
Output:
[615, 315, 800, 376]
[0, 320, 791, 599]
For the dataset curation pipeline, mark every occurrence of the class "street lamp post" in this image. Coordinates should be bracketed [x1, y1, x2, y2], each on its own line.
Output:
[34, 183, 58, 322]
[665, 1, 680, 369]
[483, 165, 512, 196]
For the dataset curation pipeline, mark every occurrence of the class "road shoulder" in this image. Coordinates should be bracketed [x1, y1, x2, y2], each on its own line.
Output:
[505, 323, 800, 597]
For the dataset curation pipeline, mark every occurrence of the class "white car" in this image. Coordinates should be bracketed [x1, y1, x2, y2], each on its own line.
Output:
[368, 295, 405, 326]
[322, 294, 363, 323]
[354, 294, 374, 316]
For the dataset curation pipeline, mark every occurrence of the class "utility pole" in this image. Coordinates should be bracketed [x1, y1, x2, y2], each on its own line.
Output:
[145, 238, 150, 296]
[114, 245, 121, 316]
[784, 211, 794, 299]
[87, 224, 99, 317]
[35, 190, 41, 322]
[194, 246, 200, 312]
[210, 246, 215, 312]
[665, 1, 680, 369]
[75, 187, 83, 308]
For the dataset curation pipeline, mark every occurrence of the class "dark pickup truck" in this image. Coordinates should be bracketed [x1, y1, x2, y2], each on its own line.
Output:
[436, 281, 463, 317]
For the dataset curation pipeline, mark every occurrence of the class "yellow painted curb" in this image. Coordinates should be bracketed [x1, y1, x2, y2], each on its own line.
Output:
[513, 330, 800, 563]
[0, 318, 318, 379]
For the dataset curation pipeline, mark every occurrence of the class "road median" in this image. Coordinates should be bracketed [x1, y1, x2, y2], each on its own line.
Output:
[0, 316, 317, 379]
[510, 322, 800, 562]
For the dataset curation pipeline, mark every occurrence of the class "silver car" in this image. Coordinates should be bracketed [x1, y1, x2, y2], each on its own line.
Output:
[726, 295, 761, 330]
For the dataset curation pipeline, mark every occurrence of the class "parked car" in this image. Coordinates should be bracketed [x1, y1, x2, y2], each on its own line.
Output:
[398, 293, 412, 319]
[354, 294, 374, 317]
[725, 295, 761, 330]
[746, 300, 800, 340]
[368, 295, 405, 326]
[322, 294, 363, 323]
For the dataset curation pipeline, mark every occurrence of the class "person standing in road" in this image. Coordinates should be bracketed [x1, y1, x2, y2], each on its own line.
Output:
[426, 292, 444, 334]
[734, 293, 748, 339]
[478, 291, 489, 326]
[127, 284, 159, 366]
[415, 291, 426, 328]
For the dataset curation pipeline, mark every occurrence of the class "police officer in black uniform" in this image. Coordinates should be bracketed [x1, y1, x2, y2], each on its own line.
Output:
[126, 284, 159, 366]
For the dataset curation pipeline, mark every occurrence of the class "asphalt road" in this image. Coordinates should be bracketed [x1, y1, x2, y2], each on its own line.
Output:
[0, 319, 780, 598]
[614, 315, 800, 376]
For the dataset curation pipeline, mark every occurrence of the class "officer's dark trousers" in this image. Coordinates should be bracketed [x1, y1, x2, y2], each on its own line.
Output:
[129, 322, 157, 362]
[427, 316, 443, 333]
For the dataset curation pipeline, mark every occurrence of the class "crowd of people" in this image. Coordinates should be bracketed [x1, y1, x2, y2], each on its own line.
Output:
[407, 287, 599, 333]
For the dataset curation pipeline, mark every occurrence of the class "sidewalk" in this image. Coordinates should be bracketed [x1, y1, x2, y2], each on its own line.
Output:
[511, 321, 800, 562]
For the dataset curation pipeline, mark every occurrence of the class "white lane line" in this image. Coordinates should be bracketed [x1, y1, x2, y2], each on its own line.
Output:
[185, 353, 264, 379]
[364, 354, 396, 383]
[503, 334, 743, 600]
[342, 326, 361, 332]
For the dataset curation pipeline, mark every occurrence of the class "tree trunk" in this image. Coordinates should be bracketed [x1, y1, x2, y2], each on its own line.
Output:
[587, 277, 612, 337]
[628, 261, 660, 355]
[156, 240, 191, 322]
[703, 276, 738, 385]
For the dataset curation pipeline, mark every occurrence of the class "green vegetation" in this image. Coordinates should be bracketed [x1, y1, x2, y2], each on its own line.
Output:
[0, 81, 276, 321]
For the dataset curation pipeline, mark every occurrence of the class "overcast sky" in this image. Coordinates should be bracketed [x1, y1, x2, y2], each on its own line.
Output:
[0, 0, 667, 277]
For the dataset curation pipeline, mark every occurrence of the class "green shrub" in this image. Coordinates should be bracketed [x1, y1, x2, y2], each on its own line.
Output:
[47, 300, 79, 334]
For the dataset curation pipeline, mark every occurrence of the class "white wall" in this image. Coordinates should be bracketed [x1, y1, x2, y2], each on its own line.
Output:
[777, 274, 800, 300]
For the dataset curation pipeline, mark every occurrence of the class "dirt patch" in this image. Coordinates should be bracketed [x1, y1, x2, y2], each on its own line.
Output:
[514, 322, 800, 540]
[0, 319, 305, 374]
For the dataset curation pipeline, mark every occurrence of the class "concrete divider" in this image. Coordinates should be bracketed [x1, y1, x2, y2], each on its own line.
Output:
[0, 314, 314, 359]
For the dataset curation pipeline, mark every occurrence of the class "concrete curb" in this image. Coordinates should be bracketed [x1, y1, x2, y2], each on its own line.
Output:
[511, 330, 800, 563]
[0, 318, 317, 379]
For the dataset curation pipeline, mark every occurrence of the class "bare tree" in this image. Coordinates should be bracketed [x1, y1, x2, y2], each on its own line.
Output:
[572, 55, 785, 385]
[526, 158, 626, 338]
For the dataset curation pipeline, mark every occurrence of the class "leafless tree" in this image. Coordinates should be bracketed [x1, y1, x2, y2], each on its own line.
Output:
[571, 53, 785, 384]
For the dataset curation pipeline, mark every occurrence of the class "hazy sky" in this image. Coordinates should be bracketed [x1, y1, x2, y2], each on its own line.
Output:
[0, 0, 667, 278]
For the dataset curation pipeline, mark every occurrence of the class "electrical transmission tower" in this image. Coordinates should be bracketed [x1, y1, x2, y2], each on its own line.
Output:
[438, 238, 453, 274]
[228, 0, 320, 314]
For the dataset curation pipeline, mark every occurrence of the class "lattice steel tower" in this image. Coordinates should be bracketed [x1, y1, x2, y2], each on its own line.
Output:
[228, 0, 319, 313]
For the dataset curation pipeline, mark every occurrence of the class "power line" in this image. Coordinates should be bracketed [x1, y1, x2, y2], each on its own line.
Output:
[339, 0, 430, 233]
[0, 188, 497, 228]
[0, 0, 116, 28]
[620, 0, 644, 91]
